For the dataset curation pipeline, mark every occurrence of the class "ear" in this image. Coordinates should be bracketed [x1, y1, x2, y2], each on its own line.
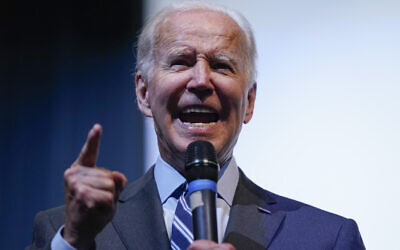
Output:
[244, 82, 256, 124]
[135, 72, 153, 117]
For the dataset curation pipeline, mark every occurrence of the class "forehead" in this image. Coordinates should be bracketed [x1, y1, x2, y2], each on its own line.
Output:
[155, 10, 246, 57]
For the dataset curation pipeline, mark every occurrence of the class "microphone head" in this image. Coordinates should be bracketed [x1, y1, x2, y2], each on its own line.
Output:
[185, 140, 219, 182]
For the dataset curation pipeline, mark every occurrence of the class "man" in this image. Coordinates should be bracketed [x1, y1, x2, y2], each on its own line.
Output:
[27, 2, 365, 250]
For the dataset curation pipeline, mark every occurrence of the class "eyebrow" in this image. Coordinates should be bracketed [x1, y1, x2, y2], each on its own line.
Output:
[212, 54, 238, 68]
[164, 47, 240, 69]
[165, 48, 195, 61]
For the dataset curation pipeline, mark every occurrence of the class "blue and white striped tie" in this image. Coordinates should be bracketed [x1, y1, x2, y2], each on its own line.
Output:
[170, 185, 193, 250]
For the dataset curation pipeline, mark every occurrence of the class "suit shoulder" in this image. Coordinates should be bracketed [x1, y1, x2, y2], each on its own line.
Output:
[27, 205, 65, 250]
[33, 205, 66, 231]
[267, 191, 365, 248]
[238, 170, 350, 224]
[236, 169, 365, 248]
[267, 190, 348, 222]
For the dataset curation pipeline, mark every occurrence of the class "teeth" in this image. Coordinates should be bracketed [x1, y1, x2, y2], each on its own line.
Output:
[182, 107, 215, 113]
[179, 106, 219, 125]
[184, 122, 216, 127]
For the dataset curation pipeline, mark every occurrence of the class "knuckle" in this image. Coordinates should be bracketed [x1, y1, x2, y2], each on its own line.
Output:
[105, 192, 114, 204]
[86, 200, 95, 209]
[66, 176, 78, 188]
[97, 192, 113, 209]
[97, 167, 112, 177]
[105, 179, 115, 190]
[65, 166, 80, 177]
[75, 185, 88, 200]
[64, 168, 73, 178]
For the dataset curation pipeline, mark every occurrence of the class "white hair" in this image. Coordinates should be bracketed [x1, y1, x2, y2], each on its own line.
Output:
[135, 1, 257, 85]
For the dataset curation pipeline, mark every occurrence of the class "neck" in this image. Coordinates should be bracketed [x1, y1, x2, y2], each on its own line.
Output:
[159, 151, 232, 180]
[159, 151, 187, 178]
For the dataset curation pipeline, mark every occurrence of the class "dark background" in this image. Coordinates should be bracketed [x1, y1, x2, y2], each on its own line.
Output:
[1, 1, 144, 248]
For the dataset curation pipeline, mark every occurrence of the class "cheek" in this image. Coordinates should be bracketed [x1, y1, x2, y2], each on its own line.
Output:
[147, 81, 172, 112]
[149, 73, 189, 106]
[218, 83, 247, 119]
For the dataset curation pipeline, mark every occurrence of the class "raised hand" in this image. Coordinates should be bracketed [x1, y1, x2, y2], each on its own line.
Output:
[63, 124, 128, 249]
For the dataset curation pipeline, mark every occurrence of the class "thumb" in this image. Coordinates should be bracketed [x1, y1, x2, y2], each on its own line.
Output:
[112, 171, 128, 197]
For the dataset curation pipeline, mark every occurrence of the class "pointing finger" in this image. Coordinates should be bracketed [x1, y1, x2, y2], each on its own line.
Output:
[76, 124, 102, 167]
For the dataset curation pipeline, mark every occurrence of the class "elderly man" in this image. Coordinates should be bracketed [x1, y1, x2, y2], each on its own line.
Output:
[27, 2, 365, 250]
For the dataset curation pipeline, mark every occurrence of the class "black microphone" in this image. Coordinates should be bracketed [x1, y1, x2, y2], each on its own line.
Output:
[185, 140, 219, 242]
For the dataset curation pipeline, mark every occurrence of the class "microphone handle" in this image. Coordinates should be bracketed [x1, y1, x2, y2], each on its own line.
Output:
[190, 189, 218, 242]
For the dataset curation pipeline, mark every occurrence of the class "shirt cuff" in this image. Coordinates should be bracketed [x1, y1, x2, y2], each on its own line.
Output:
[51, 225, 77, 250]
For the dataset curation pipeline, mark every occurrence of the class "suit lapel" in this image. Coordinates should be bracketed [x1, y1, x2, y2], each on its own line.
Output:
[224, 170, 286, 250]
[112, 167, 171, 250]
[109, 166, 284, 249]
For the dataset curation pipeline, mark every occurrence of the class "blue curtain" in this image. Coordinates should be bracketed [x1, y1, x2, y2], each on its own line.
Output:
[0, 1, 143, 248]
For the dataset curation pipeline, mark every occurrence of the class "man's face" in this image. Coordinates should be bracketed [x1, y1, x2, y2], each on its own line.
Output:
[136, 10, 256, 170]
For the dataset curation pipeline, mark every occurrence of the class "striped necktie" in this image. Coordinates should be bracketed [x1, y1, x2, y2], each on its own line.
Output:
[170, 184, 193, 250]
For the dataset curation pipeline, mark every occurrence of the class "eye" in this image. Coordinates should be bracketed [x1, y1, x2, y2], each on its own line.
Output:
[212, 62, 234, 73]
[171, 59, 189, 66]
[169, 58, 194, 71]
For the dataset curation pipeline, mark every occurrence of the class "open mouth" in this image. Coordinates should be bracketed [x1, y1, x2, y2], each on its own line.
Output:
[179, 106, 219, 126]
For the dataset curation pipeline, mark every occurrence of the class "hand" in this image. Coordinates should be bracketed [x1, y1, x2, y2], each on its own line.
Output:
[188, 240, 236, 250]
[63, 124, 128, 249]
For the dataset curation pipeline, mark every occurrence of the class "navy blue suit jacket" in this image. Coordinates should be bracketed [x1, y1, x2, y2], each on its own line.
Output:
[27, 167, 365, 249]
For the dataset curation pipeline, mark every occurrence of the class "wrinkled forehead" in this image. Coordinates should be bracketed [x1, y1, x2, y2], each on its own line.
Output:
[154, 10, 247, 56]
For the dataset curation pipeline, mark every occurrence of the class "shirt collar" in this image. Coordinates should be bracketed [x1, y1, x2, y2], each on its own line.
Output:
[154, 156, 186, 204]
[217, 157, 239, 206]
[154, 155, 239, 207]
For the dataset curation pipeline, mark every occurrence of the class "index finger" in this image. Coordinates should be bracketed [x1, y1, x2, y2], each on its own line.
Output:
[76, 123, 102, 167]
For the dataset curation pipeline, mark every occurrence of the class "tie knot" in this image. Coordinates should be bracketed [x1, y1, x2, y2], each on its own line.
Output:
[171, 182, 187, 199]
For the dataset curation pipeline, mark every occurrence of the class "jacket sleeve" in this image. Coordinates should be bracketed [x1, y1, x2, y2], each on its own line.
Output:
[25, 211, 57, 250]
[333, 218, 365, 250]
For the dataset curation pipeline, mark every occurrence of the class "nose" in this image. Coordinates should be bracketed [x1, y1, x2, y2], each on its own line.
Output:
[186, 60, 214, 98]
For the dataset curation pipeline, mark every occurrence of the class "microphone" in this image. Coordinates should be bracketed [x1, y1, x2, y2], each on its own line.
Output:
[185, 140, 219, 242]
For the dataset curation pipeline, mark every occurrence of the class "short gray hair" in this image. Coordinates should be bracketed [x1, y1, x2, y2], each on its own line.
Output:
[136, 1, 257, 85]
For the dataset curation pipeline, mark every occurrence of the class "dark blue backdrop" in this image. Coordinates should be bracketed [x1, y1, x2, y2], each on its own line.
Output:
[1, 1, 144, 248]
